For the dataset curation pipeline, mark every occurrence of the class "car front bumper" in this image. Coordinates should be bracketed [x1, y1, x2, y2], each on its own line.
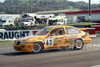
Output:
[13, 44, 33, 52]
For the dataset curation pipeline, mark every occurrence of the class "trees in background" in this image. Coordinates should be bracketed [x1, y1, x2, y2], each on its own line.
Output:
[0, 0, 99, 14]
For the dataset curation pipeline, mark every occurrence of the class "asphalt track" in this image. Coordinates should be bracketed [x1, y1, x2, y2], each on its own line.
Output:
[0, 35, 100, 67]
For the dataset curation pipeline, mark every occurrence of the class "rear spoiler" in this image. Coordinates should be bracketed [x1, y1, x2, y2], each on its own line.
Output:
[78, 28, 88, 31]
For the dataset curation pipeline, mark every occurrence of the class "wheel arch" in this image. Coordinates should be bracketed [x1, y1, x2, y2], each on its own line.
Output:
[74, 38, 84, 50]
[34, 41, 44, 49]
[75, 38, 84, 45]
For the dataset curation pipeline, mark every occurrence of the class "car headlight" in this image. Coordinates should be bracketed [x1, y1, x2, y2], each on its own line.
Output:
[14, 40, 17, 44]
[14, 40, 21, 45]
[21, 41, 26, 44]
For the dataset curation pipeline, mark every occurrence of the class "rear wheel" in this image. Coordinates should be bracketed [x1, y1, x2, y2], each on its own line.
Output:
[32, 43, 43, 53]
[73, 39, 84, 50]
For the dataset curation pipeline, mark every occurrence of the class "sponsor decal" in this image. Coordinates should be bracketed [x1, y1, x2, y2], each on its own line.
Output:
[55, 37, 64, 39]
[65, 38, 77, 41]
[68, 35, 78, 38]
[45, 37, 54, 46]
[26, 42, 34, 44]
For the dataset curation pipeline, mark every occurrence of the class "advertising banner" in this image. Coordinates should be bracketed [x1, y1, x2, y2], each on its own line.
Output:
[0, 30, 38, 41]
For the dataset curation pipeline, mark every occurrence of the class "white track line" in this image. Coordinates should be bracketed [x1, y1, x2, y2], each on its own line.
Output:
[91, 65, 100, 67]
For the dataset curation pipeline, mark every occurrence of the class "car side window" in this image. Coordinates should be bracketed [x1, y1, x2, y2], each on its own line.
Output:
[65, 27, 81, 35]
[50, 28, 65, 36]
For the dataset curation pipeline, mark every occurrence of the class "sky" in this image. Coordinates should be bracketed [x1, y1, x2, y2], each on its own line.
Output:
[0, 0, 5, 2]
[0, 0, 99, 4]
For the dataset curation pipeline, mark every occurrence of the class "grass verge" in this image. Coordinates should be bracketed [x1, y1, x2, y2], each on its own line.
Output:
[0, 40, 14, 45]
[68, 22, 100, 25]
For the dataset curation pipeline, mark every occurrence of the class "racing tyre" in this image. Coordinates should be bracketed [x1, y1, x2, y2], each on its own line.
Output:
[32, 43, 43, 53]
[73, 39, 84, 50]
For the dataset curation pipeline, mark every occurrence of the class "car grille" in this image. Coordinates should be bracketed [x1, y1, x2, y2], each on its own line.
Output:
[15, 47, 21, 51]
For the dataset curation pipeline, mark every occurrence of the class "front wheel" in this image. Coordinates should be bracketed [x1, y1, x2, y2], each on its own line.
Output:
[32, 43, 43, 53]
[73, 39, 84, 50]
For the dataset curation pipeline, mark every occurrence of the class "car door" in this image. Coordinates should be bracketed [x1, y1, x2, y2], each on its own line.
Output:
[65, 27, 81, 47]
[48, 27, 66, 47]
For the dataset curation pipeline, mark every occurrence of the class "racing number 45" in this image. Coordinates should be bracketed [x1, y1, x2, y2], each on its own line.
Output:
[45, 38, 53, 46]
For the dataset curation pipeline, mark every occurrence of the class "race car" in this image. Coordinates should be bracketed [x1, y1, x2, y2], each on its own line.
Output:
[13, 26, 91, 53]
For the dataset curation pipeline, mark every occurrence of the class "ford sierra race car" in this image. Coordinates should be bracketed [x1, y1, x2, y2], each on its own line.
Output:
[13, 26, 91, 53]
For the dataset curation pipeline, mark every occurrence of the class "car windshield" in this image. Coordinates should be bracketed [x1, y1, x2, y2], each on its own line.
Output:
[35, 28, 51, 35]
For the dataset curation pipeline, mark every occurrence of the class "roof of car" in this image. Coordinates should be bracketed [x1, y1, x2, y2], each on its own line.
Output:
[46, 25, 73, 28]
